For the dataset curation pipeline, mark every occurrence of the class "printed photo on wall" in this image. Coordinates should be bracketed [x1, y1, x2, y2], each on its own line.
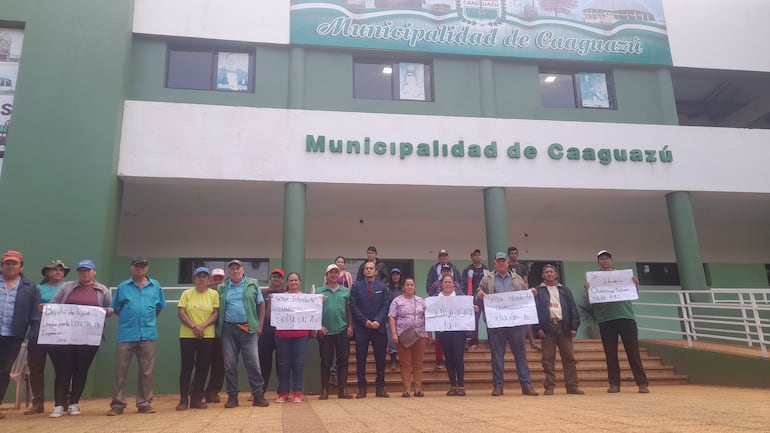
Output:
[216, 52, 250, 91]
[578, 72, 610, 108]
[399, 62, 425, 101]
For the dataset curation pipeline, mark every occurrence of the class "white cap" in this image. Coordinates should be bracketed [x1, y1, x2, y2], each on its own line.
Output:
[325, 264, 340, 274]
[211, 268, 226, 277]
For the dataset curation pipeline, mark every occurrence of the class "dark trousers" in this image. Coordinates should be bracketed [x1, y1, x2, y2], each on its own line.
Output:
[179, 338, 215, 400]
[354, 327, 387, 389]
[204, 337, 224, 397]
[319, 332, 350, 393]
[49, 344, 99, 406]
[258, 332, 277, 392]
[0, 337, 23, 401]
[599, 318, 648, 387]
[26, 339, 50, 404]
[438, 331, 466, 387]
[467, 298, 483, 346]
[541, 323, 579, 390]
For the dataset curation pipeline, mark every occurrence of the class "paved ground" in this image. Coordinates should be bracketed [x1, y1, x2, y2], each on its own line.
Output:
[1, 385, 768, 432]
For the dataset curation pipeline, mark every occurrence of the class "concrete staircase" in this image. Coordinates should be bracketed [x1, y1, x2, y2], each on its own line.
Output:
[343, 339, 690, 392]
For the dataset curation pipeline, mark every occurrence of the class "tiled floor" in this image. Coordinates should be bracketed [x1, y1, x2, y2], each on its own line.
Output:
[2, 385, 769, 432]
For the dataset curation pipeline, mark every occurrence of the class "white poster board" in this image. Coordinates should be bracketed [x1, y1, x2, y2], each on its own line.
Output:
[586, 269, 638, 304]
[270, 293, 323, 330]
[424, 295, 475, 332]
[483, 291, 538, 328]
[38, 304, 106, 346]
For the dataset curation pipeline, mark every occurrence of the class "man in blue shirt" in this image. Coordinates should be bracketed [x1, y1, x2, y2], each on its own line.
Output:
[107, 257, 166, 416]
[217, 259, 269, 408]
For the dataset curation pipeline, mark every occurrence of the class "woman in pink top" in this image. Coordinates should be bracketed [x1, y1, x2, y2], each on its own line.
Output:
[388, 278, 429, 397]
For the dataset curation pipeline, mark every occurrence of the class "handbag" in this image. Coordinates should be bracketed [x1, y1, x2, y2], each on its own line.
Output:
[398, 298, 420, 348]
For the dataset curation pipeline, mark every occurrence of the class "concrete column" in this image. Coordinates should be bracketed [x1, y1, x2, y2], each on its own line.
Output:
[480, 58, 496, 117]
[666, 191, 708, 290]
[282, 182, 306, 289]
[288, 47, 305, 109]
[483, 187, 509, 266]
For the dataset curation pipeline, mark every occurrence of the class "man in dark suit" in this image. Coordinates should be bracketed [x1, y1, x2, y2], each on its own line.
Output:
[350, 261, 390, 398]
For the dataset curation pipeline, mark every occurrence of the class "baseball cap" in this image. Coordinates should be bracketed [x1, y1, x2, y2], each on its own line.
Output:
[130, 257, 148, 266]
[271, 268, 285, 277]
[440, 264, 451, 271]
[494, 252, 507, 261]
[391, 267, 401, 274]
[194, 266, 210, 277]
[597, 250, 613, 258]
[470, 248, 481, 257]
[41, 259, 70, 277]
[325, 264, 340, 274]
[1, 250, 23, 263]
[76, 259, 96, 270]
[227, 259, 243, 267]
[438, 249, 449, 256]
[211, 268, 225, 278]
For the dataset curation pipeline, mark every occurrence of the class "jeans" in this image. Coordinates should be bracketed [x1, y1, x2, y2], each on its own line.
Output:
[438, 331, 466, 387]
[354, 327, 387, 390]
[275, 335, 309, 393]
[258, 332, 277, 392]
[599, 318, 648, 387]
[0, 337, 23, 402]
[488, 326, 531, 389]
[204, 337, 224, 397]
[221, 322, 265, 396]
[179, 338, 215, 400]
[49, 344, 99, 406]
[319, 332, 350, 392]
[111, 340, 156, 410]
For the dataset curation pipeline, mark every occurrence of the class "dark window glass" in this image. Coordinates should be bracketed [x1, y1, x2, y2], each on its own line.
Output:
[167, 50, 214, 90]
[636, 262, 681, 286]
[178, 258, 269, 285]
[354, 62, 394, 100]
[765, 264, 770, 286]
[539, 73, 576, 108]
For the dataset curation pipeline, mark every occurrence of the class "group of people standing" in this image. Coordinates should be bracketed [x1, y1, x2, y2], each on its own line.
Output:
[0, 245, 650, 421]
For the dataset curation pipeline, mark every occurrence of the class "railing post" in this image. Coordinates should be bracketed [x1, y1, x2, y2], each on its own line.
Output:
[748, 293, 768, 358]
[737, 293, 753, 348]
[679, 291, 694, 348]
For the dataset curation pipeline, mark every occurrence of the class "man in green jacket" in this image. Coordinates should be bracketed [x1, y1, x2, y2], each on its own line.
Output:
[218, 259, 270, 408]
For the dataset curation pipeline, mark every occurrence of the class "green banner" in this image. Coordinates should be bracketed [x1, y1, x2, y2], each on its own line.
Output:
[290, 0, 671, 65]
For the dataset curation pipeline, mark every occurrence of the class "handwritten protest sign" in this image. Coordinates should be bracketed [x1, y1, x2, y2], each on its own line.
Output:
[483, 291, 538, 328]
[425, 296, 475, 332]
[586, 269, 638, 304]
[270, 293, 323, 330]
[38, 304, 106, 346]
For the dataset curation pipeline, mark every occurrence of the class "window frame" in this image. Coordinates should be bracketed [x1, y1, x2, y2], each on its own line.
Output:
[539, 69, 616, 110]
[165, 44, 256, 93]
[178, 258, 269, 285]
[353, 58, 434, 102]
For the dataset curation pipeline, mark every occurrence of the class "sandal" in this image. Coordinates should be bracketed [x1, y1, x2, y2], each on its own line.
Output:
[402, 391, 410, 398]
[413, 391, 424, 397]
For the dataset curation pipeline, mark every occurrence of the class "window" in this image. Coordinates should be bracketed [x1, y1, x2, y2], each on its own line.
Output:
[636, 262, 680, 286]
[166, 47, 254, 92]
[539, 71, 614, 109]
[178, 258, 269, 285]
[354, 60, 433, 101]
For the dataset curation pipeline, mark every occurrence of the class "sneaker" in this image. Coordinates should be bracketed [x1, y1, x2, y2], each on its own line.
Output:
[67, 404, 81, 416]
[456, 387, 466, 396]
[137, 405, 156, 414]
[491, 387, 503, 396]
[436, 360, 445, 368]
[639, 385, 650, 394]
[607, 385, 621, 393]
[276, 393, 289, 403]
[49, 406, 65, 418]
[292, 392, 303, 403]
[106, 407, 124, 416]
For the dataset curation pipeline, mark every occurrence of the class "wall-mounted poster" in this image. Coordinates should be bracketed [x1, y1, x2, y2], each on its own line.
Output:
[291, 0, 671, 65]
[0, 28, 24, 171]
[399, 62, 425, 101]
[216, 52, 250, 91]
[577, 72, 610, 108]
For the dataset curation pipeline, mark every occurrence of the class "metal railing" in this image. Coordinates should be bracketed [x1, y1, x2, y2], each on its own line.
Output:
[635, 288, 770, 358]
